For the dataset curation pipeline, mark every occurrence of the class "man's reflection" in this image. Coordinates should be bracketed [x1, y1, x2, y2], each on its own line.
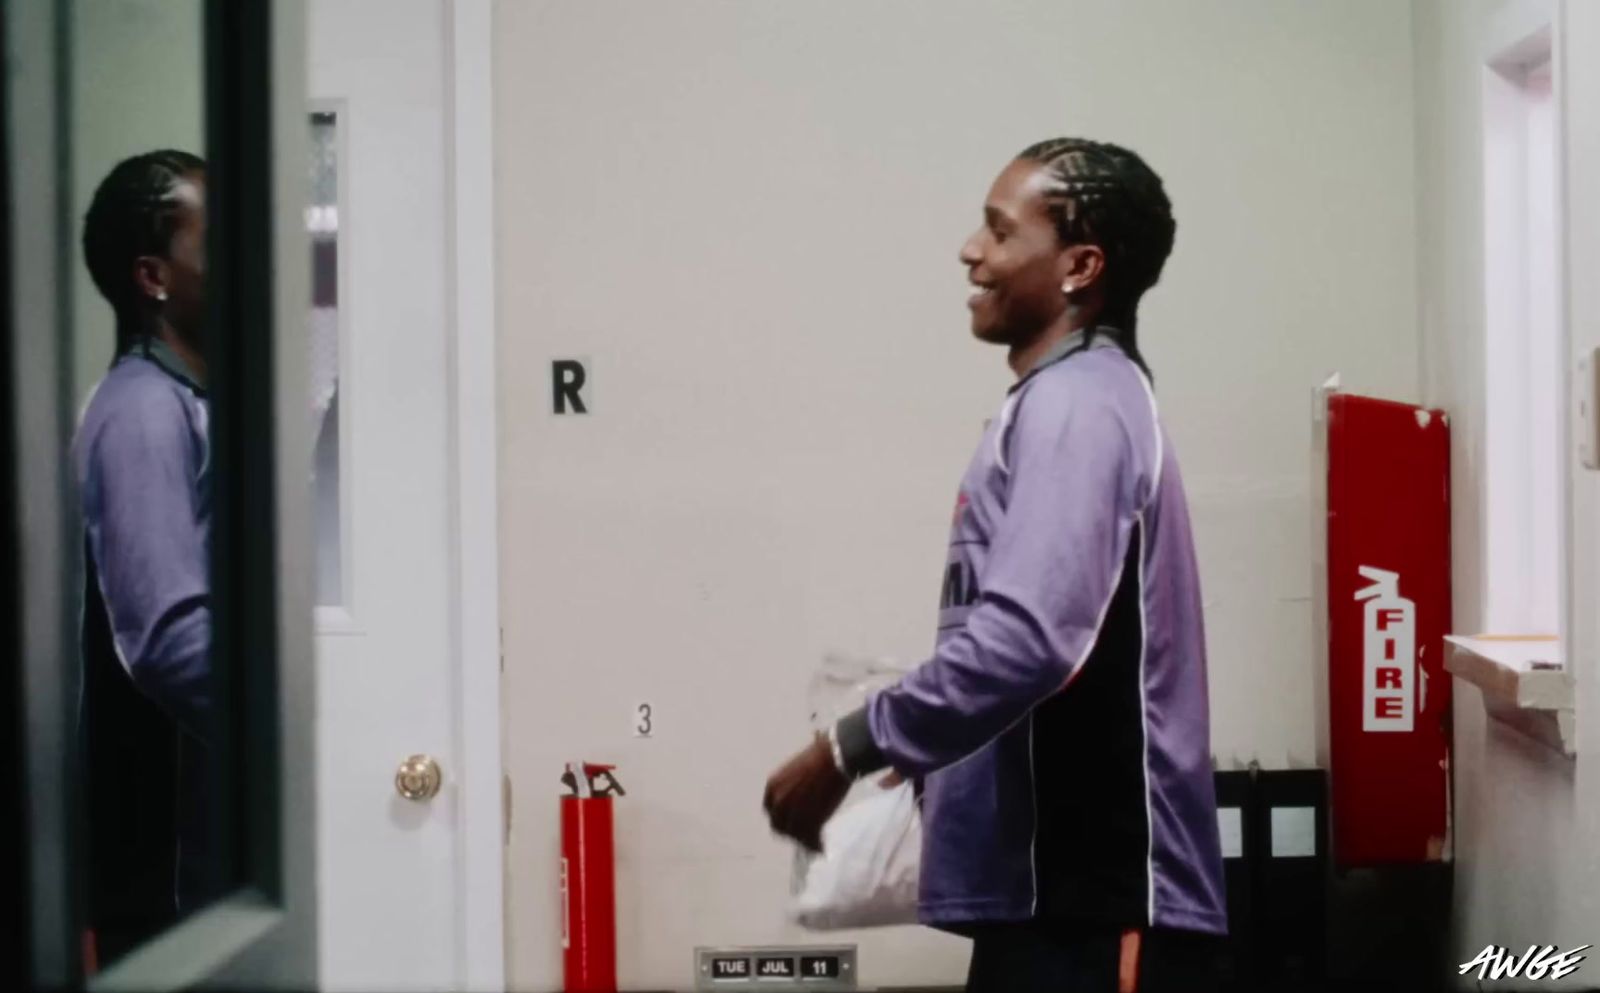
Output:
[74, 150, 221, 965]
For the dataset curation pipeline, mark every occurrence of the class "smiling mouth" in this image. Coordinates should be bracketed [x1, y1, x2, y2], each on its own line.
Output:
[968, 284, 994, 306]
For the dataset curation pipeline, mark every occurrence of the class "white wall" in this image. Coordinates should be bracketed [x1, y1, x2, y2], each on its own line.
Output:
[492, 3, 1419, 988]
[70, 0, 205, 405]
[1415, 0, 1600, 987]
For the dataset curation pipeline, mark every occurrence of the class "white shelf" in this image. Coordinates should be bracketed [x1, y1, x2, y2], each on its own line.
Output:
[1445, 635, 1576, 757]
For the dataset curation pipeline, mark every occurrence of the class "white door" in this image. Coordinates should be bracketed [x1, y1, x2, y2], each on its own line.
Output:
[307, 2, 502, 989]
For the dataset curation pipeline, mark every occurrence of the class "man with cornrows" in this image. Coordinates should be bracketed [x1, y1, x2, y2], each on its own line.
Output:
[766, 138, 1227, 992]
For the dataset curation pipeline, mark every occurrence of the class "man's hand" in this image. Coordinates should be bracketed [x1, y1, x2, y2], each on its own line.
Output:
[763, 734, 851, 853]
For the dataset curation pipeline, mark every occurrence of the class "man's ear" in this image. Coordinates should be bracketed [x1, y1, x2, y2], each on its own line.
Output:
[133, 255, 170, 303]
[1059, 244, 1106, 295]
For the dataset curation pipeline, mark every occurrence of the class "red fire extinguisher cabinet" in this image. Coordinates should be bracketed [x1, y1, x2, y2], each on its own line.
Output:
[1314, 390, 1452, 868]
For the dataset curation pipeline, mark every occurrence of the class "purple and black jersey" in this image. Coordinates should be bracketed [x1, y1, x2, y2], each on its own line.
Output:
[75, 341, 221, 927]
[837, 330, 1226, 937]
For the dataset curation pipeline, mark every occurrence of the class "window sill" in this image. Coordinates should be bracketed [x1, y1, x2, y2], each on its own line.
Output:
[1445, 635, 1576, 758]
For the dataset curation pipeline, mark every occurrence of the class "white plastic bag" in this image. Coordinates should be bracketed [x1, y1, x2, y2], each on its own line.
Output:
[791, 778, 922, 929]
[788, 652, 922, 930]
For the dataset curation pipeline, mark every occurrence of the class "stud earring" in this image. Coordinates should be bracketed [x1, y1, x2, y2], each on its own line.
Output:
[155, 290, 168, 302]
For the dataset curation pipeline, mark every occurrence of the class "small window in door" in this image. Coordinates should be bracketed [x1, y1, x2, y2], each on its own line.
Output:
[309, 109, 345, 610]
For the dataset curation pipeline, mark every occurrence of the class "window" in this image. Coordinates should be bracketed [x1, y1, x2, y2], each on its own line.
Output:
[309, 108, 345, 610]
[1481, 28, 1563, 638]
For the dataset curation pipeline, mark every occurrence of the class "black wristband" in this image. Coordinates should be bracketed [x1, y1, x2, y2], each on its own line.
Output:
[834, 706, 889, 779]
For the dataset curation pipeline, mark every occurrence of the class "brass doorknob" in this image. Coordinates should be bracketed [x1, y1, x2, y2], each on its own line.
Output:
[395, 754, 442, 801]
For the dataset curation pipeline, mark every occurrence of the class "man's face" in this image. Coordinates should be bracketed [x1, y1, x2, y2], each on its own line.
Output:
[159, 172, 208, 344]
[959, 159, 1071, 345]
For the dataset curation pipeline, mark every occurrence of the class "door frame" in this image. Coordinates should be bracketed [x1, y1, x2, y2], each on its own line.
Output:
[8, 0, 77, 985]
[445, 2, 506, 988]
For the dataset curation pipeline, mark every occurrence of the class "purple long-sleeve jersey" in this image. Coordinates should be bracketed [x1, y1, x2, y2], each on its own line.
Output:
[837, 331, 1226, 936]
[75, 339, 222, 922]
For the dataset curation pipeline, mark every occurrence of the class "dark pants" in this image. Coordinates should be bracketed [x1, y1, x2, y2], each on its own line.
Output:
[965, 923, 1224, 993]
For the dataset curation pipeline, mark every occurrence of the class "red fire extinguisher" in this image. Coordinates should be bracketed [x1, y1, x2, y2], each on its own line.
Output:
[561, 762, 625, 993]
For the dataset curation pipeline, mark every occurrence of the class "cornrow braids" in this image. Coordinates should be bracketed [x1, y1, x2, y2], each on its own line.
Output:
[1018, 138, 1175, 380]
[81, 149, 205, 353]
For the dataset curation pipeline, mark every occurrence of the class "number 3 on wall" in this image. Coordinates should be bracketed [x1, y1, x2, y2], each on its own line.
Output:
[634, 703, 653, 738]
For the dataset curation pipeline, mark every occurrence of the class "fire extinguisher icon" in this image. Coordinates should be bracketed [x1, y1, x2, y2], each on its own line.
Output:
[561, 762, 625, 993]
[1354, 566, 1416, 733]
